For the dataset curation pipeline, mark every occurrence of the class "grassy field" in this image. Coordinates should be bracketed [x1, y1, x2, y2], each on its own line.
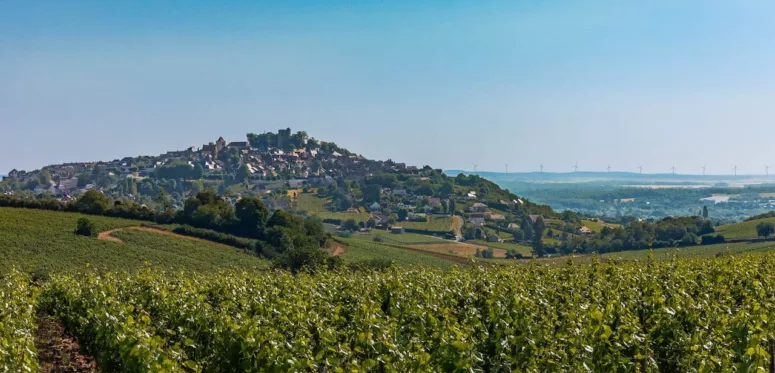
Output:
[602, 241, 775, 261]
[338, 238, 454, 269]
[0, 207, 268, 275]
[351, 230, 445, 245]
[714, 217, 775, 239]
[469, 240, 533, 255]
[295, 193, 329, 212]
[399, 217, 454, 232]
[581, 219, 620, 232]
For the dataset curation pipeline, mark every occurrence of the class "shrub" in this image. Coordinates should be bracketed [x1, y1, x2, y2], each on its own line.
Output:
[372, 235, 385, 242]
[75, 217, 97, 237]
[172, 225, 258, 253]
[337, 231, 352, 238]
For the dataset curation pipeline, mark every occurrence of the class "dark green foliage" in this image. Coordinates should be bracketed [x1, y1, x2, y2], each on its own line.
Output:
[74, 190, 112, 215]
[397, 209, 408, 222]
[75, 217, 97, 237]
[372, 235, 384, 242]
[172, 225, 258, 253]
[234, 197, 269, 238]
[153, 161, 199, 179]
[271, 244, 329, 273]
[341, 219, 359, 232]
[701, 234, 726, 245]
[363, 184, 381, 203]
[757, 222, 775, 238]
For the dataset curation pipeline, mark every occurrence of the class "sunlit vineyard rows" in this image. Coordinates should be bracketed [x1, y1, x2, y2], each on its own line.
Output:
[0, 252, 765, 371]
[0, 270, 39, 372]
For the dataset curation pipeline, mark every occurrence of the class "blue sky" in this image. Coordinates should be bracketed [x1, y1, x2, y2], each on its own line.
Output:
[2, 0, 775, 175]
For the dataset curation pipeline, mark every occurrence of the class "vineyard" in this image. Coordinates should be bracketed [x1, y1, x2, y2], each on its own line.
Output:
[4, 251, 775, 371]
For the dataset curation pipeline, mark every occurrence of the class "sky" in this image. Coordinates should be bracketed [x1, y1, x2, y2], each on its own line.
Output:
[3, 0, 775, 175]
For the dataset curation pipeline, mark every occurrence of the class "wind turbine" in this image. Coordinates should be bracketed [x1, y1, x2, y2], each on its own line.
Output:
[473, 164, 478, 174]
[733, 165, 738, 176]
[504, 164, 508, 174]
[573, 162, 579, 173]
[702, 165, 706, 176]
[671, 165, 676, 175]
[607, 165, 611, 173]
[767, 165, 770, 176]
[638, 165, 643, 174]
[540, 164, 544, 173]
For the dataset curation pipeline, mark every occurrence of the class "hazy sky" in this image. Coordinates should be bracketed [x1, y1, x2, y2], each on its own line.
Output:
[3, 0, 775, 175]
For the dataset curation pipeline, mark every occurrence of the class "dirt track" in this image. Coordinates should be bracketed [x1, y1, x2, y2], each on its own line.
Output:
[98, 226, 233, 248]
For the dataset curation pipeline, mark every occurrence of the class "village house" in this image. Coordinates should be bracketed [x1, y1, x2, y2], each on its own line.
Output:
[577, 226, 592, 235]
[58, 177, 79, 191]
[391, 226, 405, 234]
[428, 197, 441, 207]
[463, 191, 477, 200]
[393, 189, 407, 196]
[528, 214, 542, 224]
[508, 223, 520, 230]
[369, 202, 381, 212]
[469, 215, 485, 226]
[471, 202, 488, 213]
[487, 213, 506, 221]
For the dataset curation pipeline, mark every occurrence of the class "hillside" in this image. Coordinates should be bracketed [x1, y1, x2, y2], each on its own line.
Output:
[0, 207, 268, 275]
[713, 216, 775, 240]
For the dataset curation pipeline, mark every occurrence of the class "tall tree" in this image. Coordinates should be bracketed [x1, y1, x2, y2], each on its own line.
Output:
[702, 205, 709, 218]
[235, 197, 269, 238]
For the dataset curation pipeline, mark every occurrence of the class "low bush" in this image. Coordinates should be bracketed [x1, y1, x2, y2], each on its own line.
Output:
[75, 217, 97, 237]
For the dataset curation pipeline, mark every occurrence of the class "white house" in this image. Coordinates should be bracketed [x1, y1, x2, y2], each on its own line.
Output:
[369, 202, 381, 212]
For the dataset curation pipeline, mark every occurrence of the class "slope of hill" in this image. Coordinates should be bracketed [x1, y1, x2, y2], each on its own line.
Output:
[0, 207, 268, 275]
[713, 217, 775, 240]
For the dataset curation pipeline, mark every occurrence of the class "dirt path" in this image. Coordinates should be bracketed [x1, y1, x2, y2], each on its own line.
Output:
[35, 315, 99, 372]
[327, 241, 346, 256]
[98, 226, 234, 248]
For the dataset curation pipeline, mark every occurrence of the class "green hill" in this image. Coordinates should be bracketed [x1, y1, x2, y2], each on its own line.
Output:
[713, 217, 775, 240]
[0, 207, 268, 275]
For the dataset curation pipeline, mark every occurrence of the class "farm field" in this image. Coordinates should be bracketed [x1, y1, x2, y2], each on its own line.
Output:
[581, 219, 620, 232]
[337, 238, 455, 269]
[398, 216, 454, 233]
[5, 253, 775, 371]
[351, 230, 445, 245]
[415, 241, 508, 258]
[714, 217, 775, 239]
[468, 239, 533, 255]
[0, 207, 268, 275]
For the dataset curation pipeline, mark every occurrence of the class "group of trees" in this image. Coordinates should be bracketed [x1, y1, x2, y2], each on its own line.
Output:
[153, 162, 204, 180]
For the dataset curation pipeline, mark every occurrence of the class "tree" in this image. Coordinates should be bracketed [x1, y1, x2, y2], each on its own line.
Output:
[439, 182, 454, 197]
[366, 219, 376, 229]
[193, 164, 204, 179]
[757, 222, 775, 238]
[449, 199, 457, 214]
[155, 188, 172, 211]
[546, 229, 554, 238]
[272, 245, 330, 273]
[702, 205, 709, 218]
[397, 208, 408, 221]
[341, 219, 359, 232]
[363, 185, 381, 203]
[236, 164, 251, 182]
[440, 200, 448, 214]
[521, 216, 534, 240]
[75, 217, 97, 237]
[235, 197, 269, 238]
[74, 190, 112, 215]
